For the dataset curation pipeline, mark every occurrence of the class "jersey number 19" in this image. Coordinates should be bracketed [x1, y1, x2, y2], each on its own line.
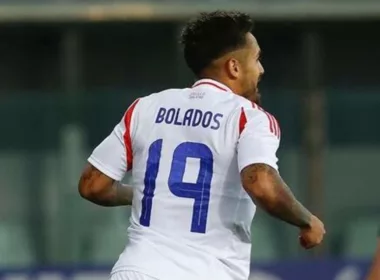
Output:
[140, 140, 213, 234]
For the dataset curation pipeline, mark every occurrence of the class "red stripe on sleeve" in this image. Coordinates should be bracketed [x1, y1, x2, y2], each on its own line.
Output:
[274, 117, 281, 139]
[239, 107, 247, 136]
[269, 114, 278, 136]
[250, 102, 275, 135]
[264, 111, 274, 133]
[250, 102, 280, 138]
[123, 98, 140, 171]
[269, 114, 280, 138]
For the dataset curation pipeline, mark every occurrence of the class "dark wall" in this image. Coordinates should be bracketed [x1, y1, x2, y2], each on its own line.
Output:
[0, 20, 379, 93]
[253, 21, 380, 91]
[0, 20, 379, 151]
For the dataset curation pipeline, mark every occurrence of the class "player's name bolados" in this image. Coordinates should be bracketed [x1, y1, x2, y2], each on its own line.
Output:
[155, 107, 223, 130]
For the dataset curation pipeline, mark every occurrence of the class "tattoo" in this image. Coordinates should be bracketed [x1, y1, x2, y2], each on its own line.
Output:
[79, 164, 103, 189]
[79, 164, 133, 207]
[241, 163, 311, 228]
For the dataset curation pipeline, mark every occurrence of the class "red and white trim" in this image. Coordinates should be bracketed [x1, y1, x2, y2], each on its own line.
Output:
[239, 107, 247, 136]
[192, 79, 232, 93]
[239, 102, 281, 139]
[123, 98, 140, 171]
[255, 103, 280, 139]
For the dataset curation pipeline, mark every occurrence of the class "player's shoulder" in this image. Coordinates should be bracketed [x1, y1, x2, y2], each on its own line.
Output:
[229, 94, 274, 120]
[228, 95, 280, 138]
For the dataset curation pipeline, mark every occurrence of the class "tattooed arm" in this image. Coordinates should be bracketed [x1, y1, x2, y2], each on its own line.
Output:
[237, 109, 324, 248]
[78, 164, 133, 207]
[240, 163, 312, 228]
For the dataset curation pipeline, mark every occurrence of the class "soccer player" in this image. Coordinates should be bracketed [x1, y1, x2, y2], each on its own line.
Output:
[367, 232, 380, 280]
[78, 11, 325, 280]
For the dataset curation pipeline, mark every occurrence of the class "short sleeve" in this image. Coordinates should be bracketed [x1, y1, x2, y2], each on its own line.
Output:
[88, 99, 140, 181]
[237, 107, 280, 172]
[88, 121, 127, 181]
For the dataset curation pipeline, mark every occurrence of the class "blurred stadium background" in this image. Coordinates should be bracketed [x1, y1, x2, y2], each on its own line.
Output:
[0, 0, 379, 279]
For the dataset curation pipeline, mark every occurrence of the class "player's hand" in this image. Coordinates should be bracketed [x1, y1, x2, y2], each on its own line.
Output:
[299, 215, 325, 249]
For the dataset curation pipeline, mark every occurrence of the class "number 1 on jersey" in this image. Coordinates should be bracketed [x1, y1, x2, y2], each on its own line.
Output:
[140, 139, 163, 227]
[140, 140, 214, 234]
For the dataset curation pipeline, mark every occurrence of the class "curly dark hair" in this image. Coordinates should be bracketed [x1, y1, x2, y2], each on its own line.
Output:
[180, 11, 253, 77]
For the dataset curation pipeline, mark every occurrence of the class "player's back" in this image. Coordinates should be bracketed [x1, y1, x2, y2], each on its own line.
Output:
[112, 80, 270, 280]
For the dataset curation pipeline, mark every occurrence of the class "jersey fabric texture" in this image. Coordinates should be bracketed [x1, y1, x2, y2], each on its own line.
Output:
[88, 79, 281, 280]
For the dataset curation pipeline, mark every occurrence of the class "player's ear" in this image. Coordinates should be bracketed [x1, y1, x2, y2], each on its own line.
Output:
[226, 58, 240, 79]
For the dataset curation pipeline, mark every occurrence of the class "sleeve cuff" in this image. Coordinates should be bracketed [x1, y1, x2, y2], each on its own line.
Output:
[88, 156, 124, 181]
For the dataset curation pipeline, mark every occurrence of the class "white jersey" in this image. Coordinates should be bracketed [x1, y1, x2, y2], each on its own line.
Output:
[88, 79, 281, 280]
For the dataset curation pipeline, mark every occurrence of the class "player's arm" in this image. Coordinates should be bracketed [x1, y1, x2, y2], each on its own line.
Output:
[78, 99, 139, 207]
[78, 164, 133, 207]
[367, 235, 380, 280]
[238, 108, 325, 248]
[240, 163, 311, 228]
[237, 108, 311, 228]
